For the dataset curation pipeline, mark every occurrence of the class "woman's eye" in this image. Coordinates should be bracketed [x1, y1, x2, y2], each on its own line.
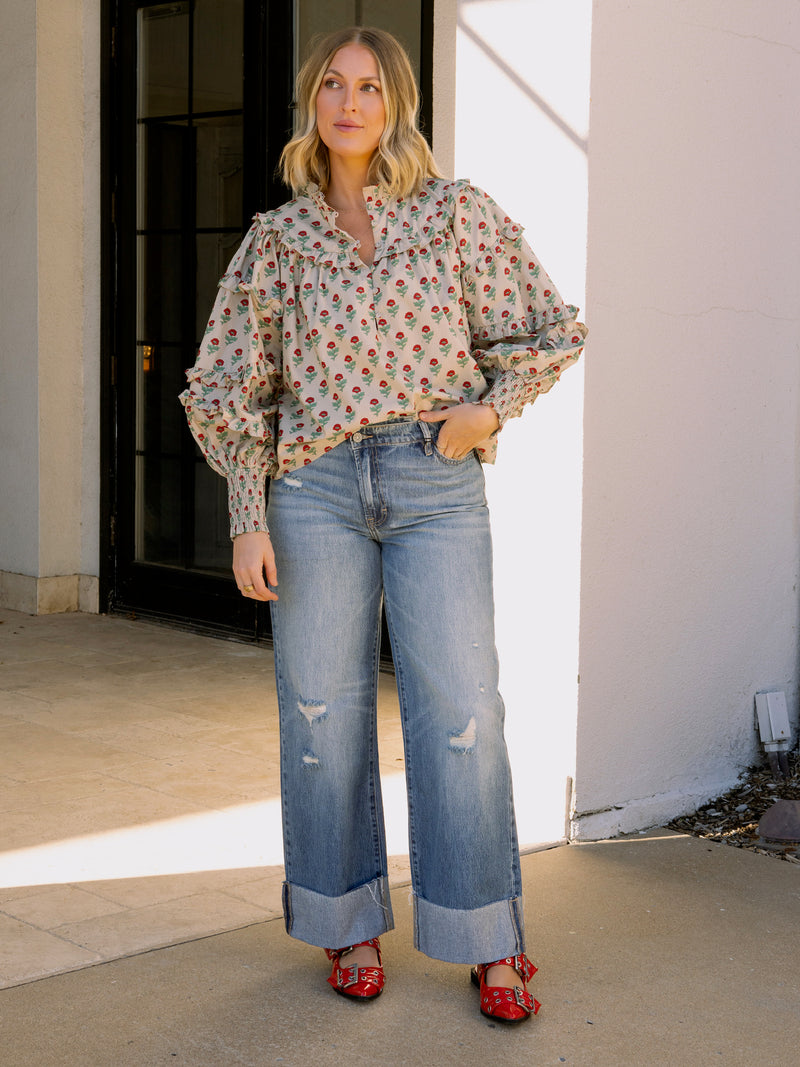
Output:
[362, 83, 380, 93]
[324, 78, 341, 89]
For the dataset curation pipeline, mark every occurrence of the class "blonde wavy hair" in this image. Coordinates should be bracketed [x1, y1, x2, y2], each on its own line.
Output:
[280, 26, 442, 199]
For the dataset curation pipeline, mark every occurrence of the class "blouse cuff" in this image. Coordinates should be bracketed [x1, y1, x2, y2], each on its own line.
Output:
[227, 468, 268, 539]
[481, 369, 539, 426]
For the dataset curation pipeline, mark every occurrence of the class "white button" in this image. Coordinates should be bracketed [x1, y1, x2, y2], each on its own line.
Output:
[352, 432, 363, 442]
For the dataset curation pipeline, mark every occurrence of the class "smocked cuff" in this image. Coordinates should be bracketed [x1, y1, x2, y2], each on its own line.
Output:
[228, 468, 268, 538]
[481, 369, 538, 426]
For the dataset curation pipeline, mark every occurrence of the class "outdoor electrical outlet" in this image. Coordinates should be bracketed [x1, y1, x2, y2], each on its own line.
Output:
[754, 689, 792, 778]
[755, 690, 791, 745]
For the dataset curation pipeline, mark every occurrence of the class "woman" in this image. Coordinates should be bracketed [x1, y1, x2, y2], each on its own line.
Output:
[181, 26, 586, 1023]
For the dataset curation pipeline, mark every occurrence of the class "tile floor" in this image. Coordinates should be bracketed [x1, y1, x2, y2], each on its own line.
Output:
[0, 607, 410, 988]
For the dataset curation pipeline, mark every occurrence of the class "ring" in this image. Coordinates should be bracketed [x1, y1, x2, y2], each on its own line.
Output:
[243, 585, 254, 592]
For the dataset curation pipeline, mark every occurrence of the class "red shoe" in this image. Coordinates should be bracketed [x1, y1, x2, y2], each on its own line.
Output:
[471, 953, 540, 1024]
[325, 938, 384, 1000]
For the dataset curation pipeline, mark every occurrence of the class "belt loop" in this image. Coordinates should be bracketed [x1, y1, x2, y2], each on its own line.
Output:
[419, 419, 433, 456]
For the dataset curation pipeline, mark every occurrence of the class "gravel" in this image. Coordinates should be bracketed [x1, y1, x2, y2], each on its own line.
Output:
[667, 748, 800, 862]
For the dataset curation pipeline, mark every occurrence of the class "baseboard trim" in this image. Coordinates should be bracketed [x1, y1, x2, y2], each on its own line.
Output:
[0, 571, 99, 614]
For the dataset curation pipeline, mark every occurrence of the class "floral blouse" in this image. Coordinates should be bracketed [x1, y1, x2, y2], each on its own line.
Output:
[180, 178, 587, 537]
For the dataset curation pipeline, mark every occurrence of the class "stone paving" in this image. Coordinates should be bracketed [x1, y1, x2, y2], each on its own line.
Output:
[0, 607, 409, 988]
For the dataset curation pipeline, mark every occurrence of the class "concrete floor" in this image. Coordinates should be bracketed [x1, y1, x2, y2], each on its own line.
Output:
[1, 609, 799, 1065]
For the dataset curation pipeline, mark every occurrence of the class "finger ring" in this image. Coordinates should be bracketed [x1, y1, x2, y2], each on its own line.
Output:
[243, 585, 254, 592]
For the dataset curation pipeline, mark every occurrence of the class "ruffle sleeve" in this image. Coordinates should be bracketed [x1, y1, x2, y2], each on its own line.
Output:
[179, 219, 283, 537]
[452, 183, 587, 424]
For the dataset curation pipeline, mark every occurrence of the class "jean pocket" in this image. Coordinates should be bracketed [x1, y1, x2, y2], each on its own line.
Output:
[432, 442, 477, 465]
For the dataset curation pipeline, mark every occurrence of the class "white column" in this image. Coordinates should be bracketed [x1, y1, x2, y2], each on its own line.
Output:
[0, 0, 100, 614]
[575, 0, 800, 837]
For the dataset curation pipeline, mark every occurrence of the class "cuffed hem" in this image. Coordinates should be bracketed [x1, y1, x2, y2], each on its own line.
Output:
[282, 876, 395, 950]
[412, 892, 525, 964]
[227, 468, 268, 537]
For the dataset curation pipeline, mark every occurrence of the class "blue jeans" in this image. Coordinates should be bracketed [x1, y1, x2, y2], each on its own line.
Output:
[267, 418, 524, 965]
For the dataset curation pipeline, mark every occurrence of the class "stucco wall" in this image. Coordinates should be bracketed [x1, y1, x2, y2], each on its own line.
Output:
[0, 0, 99, 613]
[454, 0, 592, 846]
[575, 0, 800, 837]
[0, 0, 39, 577]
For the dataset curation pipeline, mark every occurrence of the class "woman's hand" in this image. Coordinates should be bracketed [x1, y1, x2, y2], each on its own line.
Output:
[232, 531, 278, 601]
[419, 403, 500, 459]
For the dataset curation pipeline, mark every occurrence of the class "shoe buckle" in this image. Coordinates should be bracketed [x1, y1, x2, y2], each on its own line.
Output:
[513, 986, 533, 1010]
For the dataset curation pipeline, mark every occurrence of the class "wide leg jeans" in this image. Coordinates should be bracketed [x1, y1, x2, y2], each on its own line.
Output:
[267, 418, 524, 965]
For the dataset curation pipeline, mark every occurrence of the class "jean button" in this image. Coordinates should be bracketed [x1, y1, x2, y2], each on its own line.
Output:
[352, 432, 363, 442]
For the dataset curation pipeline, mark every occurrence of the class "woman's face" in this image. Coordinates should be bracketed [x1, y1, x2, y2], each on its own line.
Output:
[315, 43, 386, 169]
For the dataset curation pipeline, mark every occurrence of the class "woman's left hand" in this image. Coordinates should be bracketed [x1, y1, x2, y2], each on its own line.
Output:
[419, 403, 500, 459]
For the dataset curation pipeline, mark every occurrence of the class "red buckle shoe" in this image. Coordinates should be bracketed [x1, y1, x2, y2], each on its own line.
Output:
[471, 953, 540, 1024]
[325, 937, 384, 1000]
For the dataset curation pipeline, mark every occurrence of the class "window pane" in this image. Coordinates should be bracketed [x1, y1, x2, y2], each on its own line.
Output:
[295, 1, 422, 84]
[138, 120, 189, 230]
[137, 234, 185, 343]
[193, 0, 244, 112]
[195, 116, 244, 229]
[138, 3, 190, 118]
[193, 461, 234, 572]
[136, 453, 183, 563]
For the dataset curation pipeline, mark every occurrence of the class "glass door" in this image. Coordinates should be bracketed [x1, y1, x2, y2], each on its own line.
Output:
[107, 0, 291, 636]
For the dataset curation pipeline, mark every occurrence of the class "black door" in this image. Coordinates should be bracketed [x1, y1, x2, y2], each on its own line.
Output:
[103, 0, 431, 641]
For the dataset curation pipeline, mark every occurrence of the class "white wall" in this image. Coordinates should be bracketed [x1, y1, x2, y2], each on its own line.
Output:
[575, 0, 800, 837]
[0, 0, 39, 577]
[0, 0, 100, 613]
[453, 0, 592, 846]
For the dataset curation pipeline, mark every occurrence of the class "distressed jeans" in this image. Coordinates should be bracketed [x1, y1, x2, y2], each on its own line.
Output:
[267, 418, 524, 965]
